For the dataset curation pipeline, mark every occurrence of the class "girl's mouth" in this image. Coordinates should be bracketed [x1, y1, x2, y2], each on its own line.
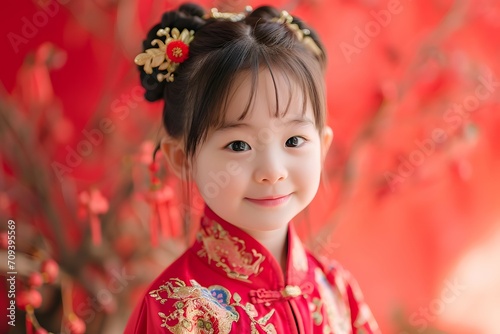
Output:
[245, 194, 291, 207]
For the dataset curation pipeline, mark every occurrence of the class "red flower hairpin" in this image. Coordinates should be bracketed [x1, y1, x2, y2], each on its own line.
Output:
[135, 27, 195, 82]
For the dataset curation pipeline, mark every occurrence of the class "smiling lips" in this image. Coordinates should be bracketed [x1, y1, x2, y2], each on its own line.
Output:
[245, 194, 291, 207]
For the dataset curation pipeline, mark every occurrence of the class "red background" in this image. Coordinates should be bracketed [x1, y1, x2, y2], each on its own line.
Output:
[1, 0, 499, 333]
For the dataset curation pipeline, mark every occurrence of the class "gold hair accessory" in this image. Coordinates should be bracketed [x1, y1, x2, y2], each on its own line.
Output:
[273, 10, 322, 57]
[209, 6, 252, 21]
[135, 27, 195, 82]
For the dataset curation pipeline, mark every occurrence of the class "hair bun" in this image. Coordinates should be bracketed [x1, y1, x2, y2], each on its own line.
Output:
[139, 3, 206, 102]
[178, 3, 205, 18]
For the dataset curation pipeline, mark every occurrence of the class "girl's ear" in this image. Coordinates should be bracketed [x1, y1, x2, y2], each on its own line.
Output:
[161, 136, 189, 179]
[321, 125, 333, 162]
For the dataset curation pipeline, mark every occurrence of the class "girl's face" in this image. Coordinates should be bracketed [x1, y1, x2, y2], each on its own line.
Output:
[191, 68, 332, 236]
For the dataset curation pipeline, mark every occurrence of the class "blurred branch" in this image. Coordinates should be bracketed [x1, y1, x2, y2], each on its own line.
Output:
[0, 99, 69, 254]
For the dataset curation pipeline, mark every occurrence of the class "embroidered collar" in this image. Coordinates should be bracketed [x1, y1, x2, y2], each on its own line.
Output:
[194, 206, 310, 289]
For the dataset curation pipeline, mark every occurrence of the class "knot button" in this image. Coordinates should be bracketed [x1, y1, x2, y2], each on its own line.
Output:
[281, 285, 301, 298]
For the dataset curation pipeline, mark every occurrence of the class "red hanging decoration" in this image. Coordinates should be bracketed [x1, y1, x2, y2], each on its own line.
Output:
[78, 189, 109, 245]
[64, 313, 86, 334]
[40, 258, 59, 284]
[146, 161, 175, 246]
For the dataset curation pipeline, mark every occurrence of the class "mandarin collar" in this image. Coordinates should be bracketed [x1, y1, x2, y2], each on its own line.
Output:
[194, 206, 310, 290]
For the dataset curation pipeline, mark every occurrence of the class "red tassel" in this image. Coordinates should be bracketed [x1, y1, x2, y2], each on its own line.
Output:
[90, 214, 102, 245]
[78, 189, 108, 246]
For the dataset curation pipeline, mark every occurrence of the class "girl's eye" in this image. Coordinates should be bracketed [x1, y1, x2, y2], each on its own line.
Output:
[285, 136, 305, 148]
[226, 141, 251, 152]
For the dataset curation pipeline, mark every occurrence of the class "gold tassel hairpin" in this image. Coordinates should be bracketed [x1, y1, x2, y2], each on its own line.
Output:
[273, 10, 323, 57]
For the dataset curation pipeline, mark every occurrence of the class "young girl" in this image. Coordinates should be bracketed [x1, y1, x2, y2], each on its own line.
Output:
[126, 3, 379, 333]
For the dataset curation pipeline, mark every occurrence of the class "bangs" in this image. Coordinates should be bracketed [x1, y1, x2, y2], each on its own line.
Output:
[183, 22, 325, 158]
[213, 47, 325, 130]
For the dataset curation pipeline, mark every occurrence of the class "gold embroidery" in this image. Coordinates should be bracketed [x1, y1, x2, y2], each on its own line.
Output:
[150, 278, 277, 334]
[149, 278, 239, 333]
[233, 292, 277, 334]
[314, 268, 351, 334]
[197, 219, 265, 282]
[309, 297, 323, 326]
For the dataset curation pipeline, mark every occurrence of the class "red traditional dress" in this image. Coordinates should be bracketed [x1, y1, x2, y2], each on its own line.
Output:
[125, 206, 380, 333]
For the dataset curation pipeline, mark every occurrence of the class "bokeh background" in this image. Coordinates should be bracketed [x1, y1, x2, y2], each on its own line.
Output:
[1, 0, 499, 333]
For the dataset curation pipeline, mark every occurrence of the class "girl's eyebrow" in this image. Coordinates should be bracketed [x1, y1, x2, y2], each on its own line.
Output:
[287, 117, 315, 126]
[216, 117, 314, 132]
[215, 122, 251, 131]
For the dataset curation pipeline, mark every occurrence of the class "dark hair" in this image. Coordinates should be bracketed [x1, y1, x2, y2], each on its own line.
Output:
[139, 3, 327, 159]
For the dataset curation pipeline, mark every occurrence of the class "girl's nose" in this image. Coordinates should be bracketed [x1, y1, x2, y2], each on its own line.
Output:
[253, 154, 288, 184]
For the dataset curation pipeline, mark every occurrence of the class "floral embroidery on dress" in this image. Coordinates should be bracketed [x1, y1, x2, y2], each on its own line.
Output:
[208, 285, 239, 318]
[232, 292, 277, 334]
[149, 278, 239, 333]
[149, 278, 277, 334]
[309, 297, 323, 326]
[197, 218, 265, 282]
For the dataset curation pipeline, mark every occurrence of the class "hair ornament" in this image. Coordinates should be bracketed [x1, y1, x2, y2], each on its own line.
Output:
[273, 10, 322, 57]
[135, 27, 195, 82]
[209, 6, 252, 21]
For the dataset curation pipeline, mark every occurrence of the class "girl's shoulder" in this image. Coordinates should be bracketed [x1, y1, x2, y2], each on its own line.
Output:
[306, 251, 354, 284]
[307, 252, 366, 302]
[306, 253, 380, 333]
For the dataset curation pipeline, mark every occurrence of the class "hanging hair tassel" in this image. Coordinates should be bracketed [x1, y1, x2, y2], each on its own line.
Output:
[147, 162, 175, 245]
